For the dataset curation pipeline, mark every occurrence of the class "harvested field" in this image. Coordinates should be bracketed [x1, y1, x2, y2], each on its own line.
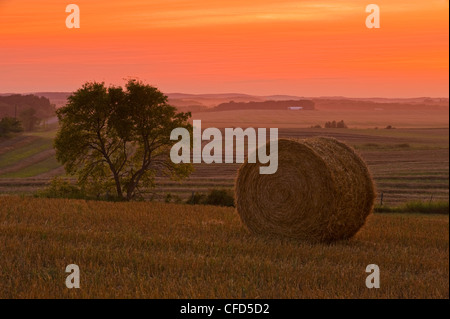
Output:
[0, 196, 448, 299]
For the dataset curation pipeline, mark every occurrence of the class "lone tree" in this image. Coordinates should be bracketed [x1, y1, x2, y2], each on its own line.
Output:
[55, 80, 193, 201]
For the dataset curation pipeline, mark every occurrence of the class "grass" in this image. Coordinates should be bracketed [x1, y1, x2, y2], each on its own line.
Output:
[0, 137, 53, 169]
[0, 156, 60, 178]
[375, 201, 449, 215]
[28, 129, 58, 139]
[0, 196, 448, 299]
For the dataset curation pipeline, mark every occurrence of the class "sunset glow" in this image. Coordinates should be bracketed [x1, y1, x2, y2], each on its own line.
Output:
[0, 0, 448, 96]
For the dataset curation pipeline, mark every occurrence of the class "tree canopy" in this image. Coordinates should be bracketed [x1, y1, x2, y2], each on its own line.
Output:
[54, 80, 193, 201]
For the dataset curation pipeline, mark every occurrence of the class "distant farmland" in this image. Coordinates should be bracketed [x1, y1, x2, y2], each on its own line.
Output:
[0, 127, 448, 206]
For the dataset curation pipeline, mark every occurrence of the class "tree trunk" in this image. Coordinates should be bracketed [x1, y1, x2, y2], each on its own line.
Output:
[126, 166, 147, 200]
[126, 182, 136, 201]
[113, 173, 124, 200]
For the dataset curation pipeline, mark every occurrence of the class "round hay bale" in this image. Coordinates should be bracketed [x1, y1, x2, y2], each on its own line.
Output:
[235, 137, 375, 242]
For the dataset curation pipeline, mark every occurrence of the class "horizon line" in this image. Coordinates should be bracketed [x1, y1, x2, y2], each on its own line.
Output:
[1, 91, 449, 100]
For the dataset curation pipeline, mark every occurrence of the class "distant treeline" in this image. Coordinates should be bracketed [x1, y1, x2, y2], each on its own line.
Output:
[213, 99, 315, 111]
[0, 94, 55, 131]
[313, 99, 449, 111]
[175, 105, 209, 113]
[0, 117, 23, 137]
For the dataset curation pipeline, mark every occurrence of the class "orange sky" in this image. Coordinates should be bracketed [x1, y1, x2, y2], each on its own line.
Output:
[0, 0, 448, 97]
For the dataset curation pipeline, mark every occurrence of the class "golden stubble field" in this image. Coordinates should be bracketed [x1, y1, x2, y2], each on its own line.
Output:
[0, 196, 448, 299]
